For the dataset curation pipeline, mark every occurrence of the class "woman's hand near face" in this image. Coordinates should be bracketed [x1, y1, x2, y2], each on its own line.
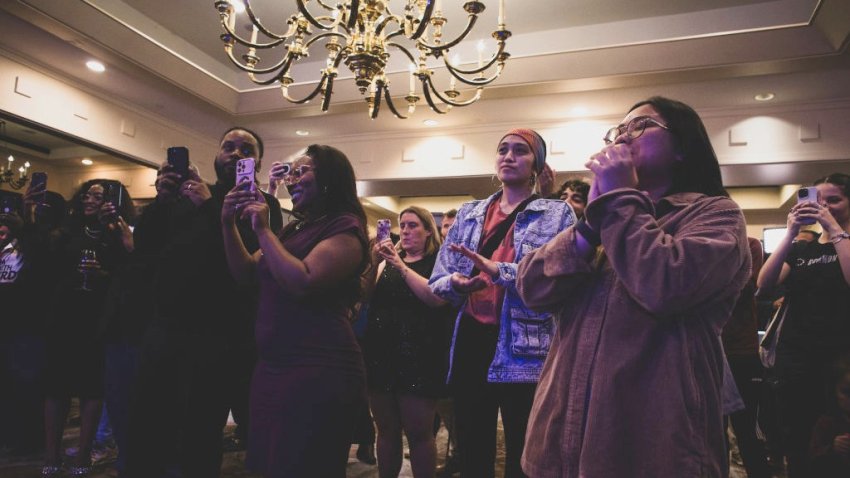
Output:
[98, 202, 117, 224]
[585, 144, 639, 197]
[786, 202, 822, 237]
[240, 196, 270, 232]
[377, 239, 404, 270]
[222, 184, 257, 225]
[268, 161, 288, 196]
[537, 163, 556, 198]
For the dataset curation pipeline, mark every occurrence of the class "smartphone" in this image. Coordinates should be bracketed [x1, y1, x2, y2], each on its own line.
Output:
[167, 146, 190, 181]
[236, 157, 256, 192]
[30, 172, 48, 204]
[797, 186, 818, 225]
[0, 190, 23, 215]
[103, 180, 124, 209]
[376, 219, 391, 243]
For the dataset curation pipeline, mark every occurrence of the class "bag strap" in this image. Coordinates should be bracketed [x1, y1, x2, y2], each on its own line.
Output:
[760, 297, 790, 347]
[471, 194, 538, 277]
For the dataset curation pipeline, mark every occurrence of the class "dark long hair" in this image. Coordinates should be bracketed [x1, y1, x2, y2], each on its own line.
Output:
[629, 96, 728, 197]
[306, 144, 367, 227]
[302, 144, 369, 310]
[814, 172, 850, 198]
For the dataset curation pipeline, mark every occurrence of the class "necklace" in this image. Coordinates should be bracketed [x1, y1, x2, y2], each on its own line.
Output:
[293, 214, 328, 232]
[84, 225, 103, 240]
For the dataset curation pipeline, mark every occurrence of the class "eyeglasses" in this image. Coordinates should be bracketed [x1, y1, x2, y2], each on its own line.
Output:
[603, 116, 670, 145]
[283, 164, 315, 186]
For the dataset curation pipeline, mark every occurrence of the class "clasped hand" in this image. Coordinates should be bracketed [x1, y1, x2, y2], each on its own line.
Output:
[787, 201, 839, 236]
[584, 143, 639, 202]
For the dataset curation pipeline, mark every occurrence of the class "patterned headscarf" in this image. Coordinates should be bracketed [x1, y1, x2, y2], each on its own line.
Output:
[499, 128, 547, 173]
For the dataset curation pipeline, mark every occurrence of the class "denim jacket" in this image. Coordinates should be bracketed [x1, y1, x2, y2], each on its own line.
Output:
[429, 191, 575, 383]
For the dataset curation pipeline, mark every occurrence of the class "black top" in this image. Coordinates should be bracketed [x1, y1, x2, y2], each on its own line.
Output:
[106, 183, 282, 342]
[365, 252, 453, 397]
[778, 239, 850, 355]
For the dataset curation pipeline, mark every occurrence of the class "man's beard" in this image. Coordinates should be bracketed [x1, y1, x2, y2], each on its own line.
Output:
[214, 158, 236, 187]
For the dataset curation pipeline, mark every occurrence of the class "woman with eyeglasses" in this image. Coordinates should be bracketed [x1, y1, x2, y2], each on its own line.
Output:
[516, 97, 751, 477]
[756, 173, 850, 477]
[40, 179, 135, 477]
[222, 144, 369, 478]
[428, 128, 574, 478]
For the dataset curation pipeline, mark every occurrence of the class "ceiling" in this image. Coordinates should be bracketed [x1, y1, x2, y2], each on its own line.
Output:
[0, 0, 849, 192]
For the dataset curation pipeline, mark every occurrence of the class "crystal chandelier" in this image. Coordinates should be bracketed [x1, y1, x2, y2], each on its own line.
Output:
[214, 0, 511, 118]
[0, 121, 30, 190]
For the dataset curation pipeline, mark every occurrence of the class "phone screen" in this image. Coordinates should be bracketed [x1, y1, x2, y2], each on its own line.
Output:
[167, 146, 190, 181]
[377, 219, 391, 243]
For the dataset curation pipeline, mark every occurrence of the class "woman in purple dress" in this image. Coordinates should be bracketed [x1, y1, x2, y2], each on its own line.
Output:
[222, 144, 369, 478]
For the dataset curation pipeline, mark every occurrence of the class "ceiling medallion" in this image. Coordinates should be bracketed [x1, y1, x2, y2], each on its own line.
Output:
[214, 0, 511, 119]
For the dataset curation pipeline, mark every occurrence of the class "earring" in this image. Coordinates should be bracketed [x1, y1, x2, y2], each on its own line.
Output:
[530, 172, 537, 186]
[323, 185, 329, 194]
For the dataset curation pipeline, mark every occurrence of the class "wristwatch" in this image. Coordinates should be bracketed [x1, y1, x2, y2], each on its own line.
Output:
[830, 231, 850, 244]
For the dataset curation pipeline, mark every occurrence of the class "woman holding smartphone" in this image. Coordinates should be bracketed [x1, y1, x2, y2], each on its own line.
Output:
[366, 206, 452, 478]
[757, 173, 850, 477]
[41, 179, 134, 477]
[516, 97, 751, 477]
[428, 129, 574, 477]
[222, 144, 369, 478]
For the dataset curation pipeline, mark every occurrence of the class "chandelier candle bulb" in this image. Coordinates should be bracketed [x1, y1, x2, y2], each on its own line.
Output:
[499, 0, 505, 25]
[409, 65, 415, 94]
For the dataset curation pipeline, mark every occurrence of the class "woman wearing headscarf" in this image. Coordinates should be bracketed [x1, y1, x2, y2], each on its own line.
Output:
[428, 128, 574, 477]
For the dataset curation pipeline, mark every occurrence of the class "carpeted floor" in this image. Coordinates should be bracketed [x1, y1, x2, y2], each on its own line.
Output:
[0, 400, 781, 477]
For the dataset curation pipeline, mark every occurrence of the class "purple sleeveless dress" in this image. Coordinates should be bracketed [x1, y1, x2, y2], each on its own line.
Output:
[247, 213, 367, 478]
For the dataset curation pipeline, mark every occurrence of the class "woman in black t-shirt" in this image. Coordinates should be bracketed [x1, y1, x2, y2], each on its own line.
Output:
[366, 206, 451, 478]
[758, 172, 850, 477]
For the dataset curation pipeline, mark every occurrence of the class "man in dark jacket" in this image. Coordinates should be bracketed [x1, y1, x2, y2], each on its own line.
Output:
[124, 127, 282, 478]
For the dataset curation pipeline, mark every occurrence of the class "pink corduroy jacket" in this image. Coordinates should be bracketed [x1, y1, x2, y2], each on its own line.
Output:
[517, 189, 751, 478]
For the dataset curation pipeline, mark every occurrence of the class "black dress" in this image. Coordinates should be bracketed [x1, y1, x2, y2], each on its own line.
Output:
[365, 252, 452, 398]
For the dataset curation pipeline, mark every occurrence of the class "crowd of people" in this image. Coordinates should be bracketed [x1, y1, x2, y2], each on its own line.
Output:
[0, 96, 849, 478]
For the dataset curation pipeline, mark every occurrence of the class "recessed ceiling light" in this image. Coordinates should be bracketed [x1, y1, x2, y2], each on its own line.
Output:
[86, 60, 106, 73]
[754, 92, 775, 102]
[423, 119, 439, 127]
[81, 158, 93, 166]
[295, 130, 310, 136]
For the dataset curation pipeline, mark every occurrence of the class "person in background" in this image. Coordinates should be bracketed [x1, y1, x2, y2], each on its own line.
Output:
[222, 144, 368, 477]
[723, 237, 772, 477]
[429, 128, 574, 477]
[125, 127, 282, 478]
[366, 205, 452, 478]
[756, 172, 850, 477]
[42, 179, 135, 477]
[440, 209, 457, 240]
[517, 97, 750, 477]
[554, 178, 590, 220]
[435, 207, 460, 476]
[809, 352, 850, 477]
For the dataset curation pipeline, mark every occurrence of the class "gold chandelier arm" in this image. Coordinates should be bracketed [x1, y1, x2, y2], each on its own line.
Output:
[294, 0, 358, 31]
[224, 45, 296, 80]
[386, 42, 418, 65]
[409, 0, 436, 40]
[282, 73, 331, 104]
[422, 75, 483, 109]
[417, 15, 479, 52]
[242, 2, 297, 41]
[448, 62, 506, 87]
[381, 86, 416, 120]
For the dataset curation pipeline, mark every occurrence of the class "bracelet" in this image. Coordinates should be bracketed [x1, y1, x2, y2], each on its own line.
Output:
[575, 218, 601, 247]
[830, 231, 850, 244]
